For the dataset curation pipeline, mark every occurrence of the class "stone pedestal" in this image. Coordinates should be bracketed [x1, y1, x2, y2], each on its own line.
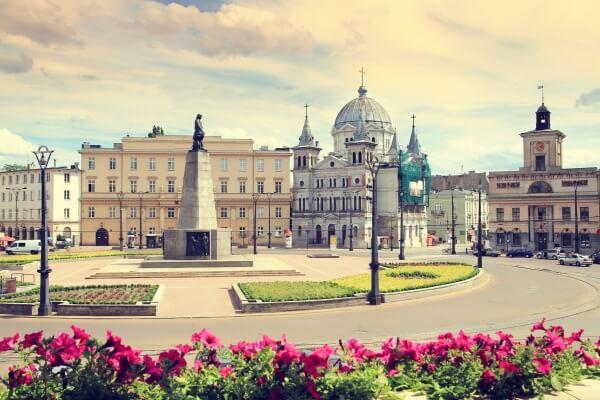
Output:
[163, 228, 230, 260]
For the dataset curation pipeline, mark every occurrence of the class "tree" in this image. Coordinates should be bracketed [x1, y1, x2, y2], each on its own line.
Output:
[2, 163, 27, 172]
[148, 125, 164, 138]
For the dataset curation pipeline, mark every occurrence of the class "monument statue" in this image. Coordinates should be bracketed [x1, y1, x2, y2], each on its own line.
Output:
[193, 114, 205, 151]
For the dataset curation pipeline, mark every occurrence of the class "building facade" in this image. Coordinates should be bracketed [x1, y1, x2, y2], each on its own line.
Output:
[488, 101, 600, 253]
[430, 171, 489, 193]
[0, 164, 82, 244]
[291, 82, 429, 249]
[79, 135, 292, 247]
[428, 189, 488, 246]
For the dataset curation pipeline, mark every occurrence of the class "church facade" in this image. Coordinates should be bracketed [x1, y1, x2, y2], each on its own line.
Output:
[291, 82, 429, 249]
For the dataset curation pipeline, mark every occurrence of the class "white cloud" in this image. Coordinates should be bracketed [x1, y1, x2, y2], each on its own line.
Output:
[0, 128, 36, 163]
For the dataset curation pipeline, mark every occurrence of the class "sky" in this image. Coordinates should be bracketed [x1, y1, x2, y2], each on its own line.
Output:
[1, 0, 599, 174]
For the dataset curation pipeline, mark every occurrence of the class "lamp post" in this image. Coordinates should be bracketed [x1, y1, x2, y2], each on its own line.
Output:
[137, 191, 149, 250]
[450, 188, 456, 255]
[366, 156, 383, 305]
[477, 180, 483, 268]
[33, 145, 53, 316]
[344, 189, 359, 251]
[266, 192, 274, 248]
[252, 193, 261, 254]
[7, 187, 26, 240]
[574, 183, 580, 253]
[398, 148, 405, 260]
[117, 191, 125, 251]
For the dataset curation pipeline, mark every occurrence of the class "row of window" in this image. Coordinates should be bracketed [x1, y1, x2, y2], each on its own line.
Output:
[87, 157, 283, 173]
[1, 209, 41, 219]
[87, 207, 176, 219]
[1, 191, 50, 202]
[219, 207, 282, 219]
[219, 180, 282, 194]
[297, 196, 363, 212]
[314, 177, 353, 189]
[496, 232, 592, 248]
[0, 172, 60, 186]
[495, 207, 591, 222]
[88, 179, 176, 193]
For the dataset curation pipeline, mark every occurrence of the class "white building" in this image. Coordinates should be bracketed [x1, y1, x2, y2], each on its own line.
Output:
[0, 163, 82, 245]
[291, 82, 429, 248]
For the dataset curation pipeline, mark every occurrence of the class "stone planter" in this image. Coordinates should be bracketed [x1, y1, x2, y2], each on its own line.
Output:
[0, 302, 36, 315]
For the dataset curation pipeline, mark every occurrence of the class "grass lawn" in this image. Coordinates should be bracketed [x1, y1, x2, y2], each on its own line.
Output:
[333, 264, 478, 293]
[239, 281, 358, 302]
[0, 249, 162, 265]
[240, 264, 478, 302]
[0, 284, 158, 304]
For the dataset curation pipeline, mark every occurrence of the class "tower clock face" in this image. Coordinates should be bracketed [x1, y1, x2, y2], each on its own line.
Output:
[535, 142, 545, 152]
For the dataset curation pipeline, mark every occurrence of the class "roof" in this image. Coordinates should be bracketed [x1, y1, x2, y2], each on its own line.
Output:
[334, 85, 392, 129]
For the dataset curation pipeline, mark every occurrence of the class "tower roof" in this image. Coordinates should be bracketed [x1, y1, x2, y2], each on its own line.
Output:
[387, 128, 398, 156]
[294, 104, 317, 148]
[407, 114, 421, 154]
[333, 86, 392, 129]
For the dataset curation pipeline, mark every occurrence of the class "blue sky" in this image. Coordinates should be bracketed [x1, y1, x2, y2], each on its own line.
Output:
[0, 0, 599, 173]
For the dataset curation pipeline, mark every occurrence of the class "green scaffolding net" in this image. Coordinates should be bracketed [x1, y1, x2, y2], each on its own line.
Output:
[398, 151, 431, 206]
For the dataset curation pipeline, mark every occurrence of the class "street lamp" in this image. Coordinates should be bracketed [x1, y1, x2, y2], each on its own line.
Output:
[574, 183, 580, 253]
[477, 180, 483, 268]
[117, 191, 125, 251]
[450, 188, 456, 255]
[366, 155, 383, 305]
[344, 188, 359, 251]
[32, 145, 54, 316]
[266, 192, 274, 248]
[7, 186, 27, 240]
[398, 148, 405, 260]
[137, 191, 149, 250]
[252, 193, 261, 254]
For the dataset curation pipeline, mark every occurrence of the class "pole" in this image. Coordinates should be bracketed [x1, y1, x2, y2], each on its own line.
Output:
[118, 193, 124, 251]
[349, 193, 354, 251]
[36, 151, 53, 316]
[15, 192, 18, 240]
[398, 150, 405, 260]
[267, 193, 272, 248]
[138, 193, 143, 250]
[451, 188, 456, 254]
[253, 195, 258, 255]
[368, 161, 381, 305]
[574, 184, 580, 253]
[477, 182, 483, 268]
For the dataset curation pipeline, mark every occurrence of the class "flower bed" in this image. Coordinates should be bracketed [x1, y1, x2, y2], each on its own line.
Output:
[0, 249, 162, 266]
[0, 321, 598, 399]
[239, 281, 358, 302]
[0, 284, 158, 305]
[333, 264, 477, 293]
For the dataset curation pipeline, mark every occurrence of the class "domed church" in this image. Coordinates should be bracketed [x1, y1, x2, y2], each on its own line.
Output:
[291, 76, 430, 249]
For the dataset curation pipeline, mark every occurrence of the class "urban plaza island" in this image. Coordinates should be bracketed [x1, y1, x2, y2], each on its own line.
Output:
[0, 2, 599, 399]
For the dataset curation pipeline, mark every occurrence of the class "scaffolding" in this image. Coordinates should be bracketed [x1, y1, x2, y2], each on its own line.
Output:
[398, 152, 431, 207]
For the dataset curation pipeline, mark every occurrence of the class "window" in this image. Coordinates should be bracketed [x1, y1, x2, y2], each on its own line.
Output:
[148, 180, 156, 193]
[274, 159, 282, 172]
[130, 180, 137, 193]
[275, 207, 282, 218]
[64, 208, 70, 219]
[496, 208, 504, 222]
[148, 207, 156, 218]
[8, 176, 12, 185]
[88, 180, 95, 193]
[148, 157, 156, 171]
[15, 175, 19, 185]
[239, 159, 247, 172]
[109, 207, 116, 218]
[239, 207, 246, 218]
[561, 232, 572, 247]
[562, 207, 571, 221]
[257, 207, 264, 218]
[88, 207, 95, 218]
[257, 226, 264, 236]
[511, 208, 520, 222]
[167, 180, 175, 193]
[512, 232, 522, 246]
[1, 193, 3, 202]
[129, 157, 137, 170]
[297, 226, 302, 237]
[537, 207, 546, 221]
[239, 180, 246, 193]
[256, 159, 264, 172]
[535, 155, 545, 171]
[63, 190, 70, 200]
[167, 158, 175, 171]
[46, 173, 50, 182]
[1, 176, 4, 185]
[130, 207, 137, 218]
[220, 207, 228, 218]
[220, 180, 228, 193]
[275, 227, 282, 237]
[239, 226, 247, 238]
[167, 207, 175, 218]
[257, 181, 264, 193]
[64, 173, 70, 183]
[581, 233, 591, 248]
[108, 180, 116, 193]
[220, 158, 228, 172]
[148, 226, 156, 235]
[580, 207, 590, 221]
[274, 181, 282, 193]
[109, 157, 117, 170]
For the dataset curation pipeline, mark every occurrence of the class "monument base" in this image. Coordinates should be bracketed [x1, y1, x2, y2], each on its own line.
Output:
[163, 228, 231, 260]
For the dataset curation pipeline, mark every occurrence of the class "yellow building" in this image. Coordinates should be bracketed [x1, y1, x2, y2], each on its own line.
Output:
[79, 135, 292, 247]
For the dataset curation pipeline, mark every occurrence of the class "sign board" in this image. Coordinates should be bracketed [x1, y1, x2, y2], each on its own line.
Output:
[329, 235, 337, 251]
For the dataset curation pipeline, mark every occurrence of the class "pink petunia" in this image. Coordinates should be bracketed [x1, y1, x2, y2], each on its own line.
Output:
[0, 333, 19, 352]
[219, 366, 234, 378]
[478, 369, 497, 391]
[575, 349, 599, 367]
[191, 329, 221, 349]
[531, 318, 546, 332]
[21, 331, 43, 349]
[498, 360, 520, 375]
[71, 325, 91, 342]
[533, 357, 552, 375]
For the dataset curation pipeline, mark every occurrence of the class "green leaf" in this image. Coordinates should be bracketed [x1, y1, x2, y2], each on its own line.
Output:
[550, 375, 563, 391]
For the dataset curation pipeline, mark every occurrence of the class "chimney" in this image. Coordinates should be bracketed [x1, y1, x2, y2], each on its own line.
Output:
[53, 159, 57, 167]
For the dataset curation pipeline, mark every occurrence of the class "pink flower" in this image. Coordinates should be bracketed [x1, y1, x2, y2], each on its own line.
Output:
[219, 366, 233, 378]
[274, 342, 300, 367]
[498, 360, 520, 375]
[534, 357, 552, 375]
[302, 345, 334, 378]
[575, 349, 598, 367]
[191, 329, 221, 349]
[568, 329, 584, 344]
[306, 379, 320, 400]
[479, 369, 497, 391]
[21, 331, 43, 349]
[104, 330, 122, 348]
[158, 348, 187, 376]
[193, 360, 204, 371]
[143, 355, 163, 383]
[386, 369, 399, 377]
[71, 325, 91, 342]
[531, 318, 546, 332]
[0, 333, 19, 352]
[7, 364, 35, 389]
[176, 344, 192, 355]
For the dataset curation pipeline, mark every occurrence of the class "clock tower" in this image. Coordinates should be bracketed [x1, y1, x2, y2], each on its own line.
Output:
[520, 101, 565, 172]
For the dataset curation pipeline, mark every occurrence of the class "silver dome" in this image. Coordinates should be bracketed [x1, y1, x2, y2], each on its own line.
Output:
[334, 86, 392, 129]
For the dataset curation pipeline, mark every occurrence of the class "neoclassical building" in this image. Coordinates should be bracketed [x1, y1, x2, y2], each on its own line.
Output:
[488, 101, 599, 253]
[291, 82, 429, 248]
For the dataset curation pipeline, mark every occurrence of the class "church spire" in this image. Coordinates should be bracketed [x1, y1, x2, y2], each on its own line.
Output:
[388, 127, 398, 156]
[407, 114, 421, 154]
[296, 103, 315, 147]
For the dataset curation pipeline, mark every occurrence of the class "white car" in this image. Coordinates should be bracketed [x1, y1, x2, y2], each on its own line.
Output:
[5, 240, 42, 255]
[559, 253, 592, 267]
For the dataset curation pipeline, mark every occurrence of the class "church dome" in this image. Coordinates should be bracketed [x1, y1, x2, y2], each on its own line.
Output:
[334, 86, 392, 129]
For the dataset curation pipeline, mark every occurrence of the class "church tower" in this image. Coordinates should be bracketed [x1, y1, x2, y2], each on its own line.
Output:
[536, 103, 551, 131]
[292, 104, 321, 170]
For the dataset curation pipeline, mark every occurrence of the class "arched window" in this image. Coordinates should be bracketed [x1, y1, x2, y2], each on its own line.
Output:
[302, 156, 307, 168]
[358, 152, 362, 163]
[297, 156, 301, 168]
[528, 181, 553, 194]
[352, 152, 356, 164]
[353, 225, 358, 238]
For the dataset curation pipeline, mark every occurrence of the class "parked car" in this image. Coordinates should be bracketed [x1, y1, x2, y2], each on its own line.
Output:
[590, 251, 600, 264]
[536, 249, 562, 260]
[473, 248, 501, 257]
[5, 240, 42, 255]
[506, 248, 534, 258]
[559, 253, 593, 267]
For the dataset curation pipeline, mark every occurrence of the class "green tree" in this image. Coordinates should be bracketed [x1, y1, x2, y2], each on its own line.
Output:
[2, 163, 27, 172]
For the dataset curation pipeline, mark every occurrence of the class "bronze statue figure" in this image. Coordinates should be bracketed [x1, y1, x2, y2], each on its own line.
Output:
[193, 114, 205, 151]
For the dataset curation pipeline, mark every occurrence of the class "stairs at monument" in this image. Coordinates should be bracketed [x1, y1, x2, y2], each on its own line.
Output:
[87, 269, 304, 280]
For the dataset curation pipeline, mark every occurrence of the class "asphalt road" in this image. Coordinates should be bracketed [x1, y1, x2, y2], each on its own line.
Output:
[1, 253, 599, 355]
